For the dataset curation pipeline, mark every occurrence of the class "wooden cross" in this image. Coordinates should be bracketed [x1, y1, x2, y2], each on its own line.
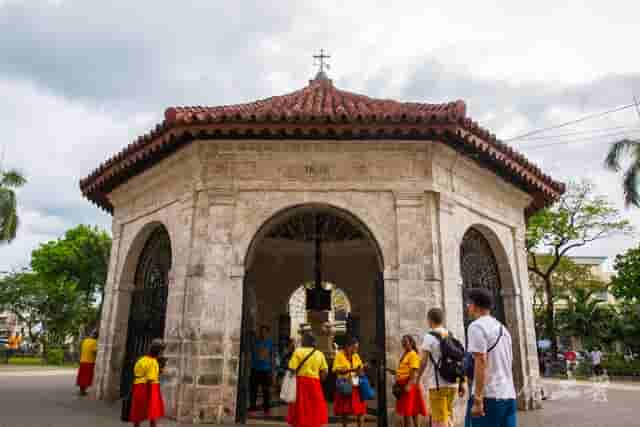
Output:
[313, 49, 331, 73]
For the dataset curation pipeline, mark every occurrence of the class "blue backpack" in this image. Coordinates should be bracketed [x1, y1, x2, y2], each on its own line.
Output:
[464, 326, 503, 381]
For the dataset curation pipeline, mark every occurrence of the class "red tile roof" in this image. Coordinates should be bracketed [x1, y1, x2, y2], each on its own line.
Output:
[80, 78, 565, 214]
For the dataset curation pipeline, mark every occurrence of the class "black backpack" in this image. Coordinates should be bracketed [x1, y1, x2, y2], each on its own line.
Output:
[429, 331, 465, 389]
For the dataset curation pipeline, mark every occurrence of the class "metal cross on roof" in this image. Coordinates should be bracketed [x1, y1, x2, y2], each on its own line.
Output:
[313, 49, 331, 79]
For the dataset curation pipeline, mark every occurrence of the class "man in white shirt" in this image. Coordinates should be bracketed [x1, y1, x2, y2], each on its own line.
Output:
[466, 288, 517, 427]
[418, 308, 465, 427]
[591, 348, 603, 376]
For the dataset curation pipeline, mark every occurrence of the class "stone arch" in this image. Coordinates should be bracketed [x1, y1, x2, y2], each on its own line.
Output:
[232, 192, 395, 274]
[458, 222, 526, 398]
[242, 202, 386, 272]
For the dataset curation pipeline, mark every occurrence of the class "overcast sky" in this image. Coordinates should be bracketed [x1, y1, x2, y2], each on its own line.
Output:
[1, 0, 639, 272]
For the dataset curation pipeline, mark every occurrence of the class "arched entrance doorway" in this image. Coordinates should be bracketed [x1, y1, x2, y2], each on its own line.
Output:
[120, 226, 172, 402]
[460, 227, 506, 330]
[237, 205, 387, 426]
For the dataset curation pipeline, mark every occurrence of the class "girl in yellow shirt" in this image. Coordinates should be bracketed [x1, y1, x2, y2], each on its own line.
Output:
[333, 337, 366, 427]
[286, 334, 329, 427]
[129, 339, 166, 427]
[394, 335, 427, 427]
[76, 331, 98, 396]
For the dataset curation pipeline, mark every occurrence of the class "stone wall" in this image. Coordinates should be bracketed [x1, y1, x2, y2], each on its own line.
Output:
[93, 138, 541, 425]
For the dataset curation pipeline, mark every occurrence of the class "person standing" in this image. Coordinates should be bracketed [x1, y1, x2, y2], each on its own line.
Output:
[7, 332, 21, 360]
[419, 308, 465, 427]
[466, 288, 517, 427]
[76, 330, 98, 396]
[250, 325, 275, 415]
[129, 339, 166, 427]
[591, 348, 604, 377]
[287, 333, 329, 427]
[395, 335, 428, 427]
[333, 336, 367, 427]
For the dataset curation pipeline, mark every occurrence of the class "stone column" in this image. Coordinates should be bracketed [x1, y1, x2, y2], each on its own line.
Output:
[511, 227, 542, 410]
[394, 192, 429, 337]
[437, 194, 465, 340]
[93, 219, 125, 401]
[176, 188, 237, 424]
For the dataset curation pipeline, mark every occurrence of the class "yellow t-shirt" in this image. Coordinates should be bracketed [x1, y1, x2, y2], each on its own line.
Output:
[396, 350, 421, 381]
[79, 338, 98, 364]
[8, 335, 21, 350]
[288, 347, 328, 379]
[332, 351, 363, 378]
[133, 355, 160, 384]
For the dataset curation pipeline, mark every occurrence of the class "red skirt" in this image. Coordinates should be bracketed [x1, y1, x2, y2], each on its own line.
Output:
[129, 383, 165, 423]
[395, 380, 427, 417]
[287, 376, 328, 427]
[334, 386, 367, 416]
[76, 362, 95, 389]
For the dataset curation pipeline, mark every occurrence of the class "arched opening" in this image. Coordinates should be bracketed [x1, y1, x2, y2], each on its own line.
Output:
[237, 204, 386, 426]
[288, 282, 352, 341]
[460, 227, 507, 329]
[119, 225, 172, 402]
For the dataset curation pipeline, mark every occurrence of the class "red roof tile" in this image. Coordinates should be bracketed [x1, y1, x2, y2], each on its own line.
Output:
[80, 77, 564, 213]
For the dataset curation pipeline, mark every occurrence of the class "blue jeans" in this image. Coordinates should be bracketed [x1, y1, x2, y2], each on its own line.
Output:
[467, 397, 517, 427]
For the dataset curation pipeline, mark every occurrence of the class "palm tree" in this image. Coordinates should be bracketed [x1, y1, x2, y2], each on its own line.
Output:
[605, 138, 640, 207]
[0, 169, 26, 243]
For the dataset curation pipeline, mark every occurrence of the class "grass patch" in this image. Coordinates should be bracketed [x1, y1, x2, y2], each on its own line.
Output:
[6, 356, 78, 368]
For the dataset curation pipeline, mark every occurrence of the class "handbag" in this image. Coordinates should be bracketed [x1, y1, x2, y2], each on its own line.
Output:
[280, 349, 317, 404]
[358, 375, 376, 401]
[336, 377, 353, 396]
[392, 352, 410, 400]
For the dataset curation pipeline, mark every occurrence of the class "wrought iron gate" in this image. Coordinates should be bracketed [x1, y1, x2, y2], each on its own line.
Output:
[120, 227, 172, 401]
[460, 228, 506, 329]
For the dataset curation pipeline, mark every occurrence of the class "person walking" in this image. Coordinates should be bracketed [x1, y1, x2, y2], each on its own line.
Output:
[76, 330, 98, 396]
[129, 339, 166, 427]
[333, 336, 367, 427]
[394, 335, 427, 427]
[591, 348, 604, 377]
[250, 325, 275, 416]
[287, 333, 329, 427]
[419, 308, 466, 427]
[466, 288, 517, 427]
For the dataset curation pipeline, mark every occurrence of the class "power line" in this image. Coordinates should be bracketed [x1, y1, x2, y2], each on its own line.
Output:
[503, 103, 637, 142]
[520, 130, 640, 152]
[513, 127, 640, 146]
[511, 125, 632, 142]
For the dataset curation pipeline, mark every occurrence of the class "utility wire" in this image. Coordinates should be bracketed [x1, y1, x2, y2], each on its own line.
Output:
[521, 130, 640, 152]
[503, 103, 637, 142]
[513, 127, 640, 145]
[511, 125, 632, 142]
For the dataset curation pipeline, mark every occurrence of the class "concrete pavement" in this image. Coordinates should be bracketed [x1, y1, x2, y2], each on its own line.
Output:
[1, 368, 638, 426]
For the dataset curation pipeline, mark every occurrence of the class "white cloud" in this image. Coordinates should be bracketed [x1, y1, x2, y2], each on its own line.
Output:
[1, 1, 639, 270]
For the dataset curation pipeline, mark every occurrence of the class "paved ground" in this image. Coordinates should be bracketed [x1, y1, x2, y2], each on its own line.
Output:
[1, 367, 638, 426]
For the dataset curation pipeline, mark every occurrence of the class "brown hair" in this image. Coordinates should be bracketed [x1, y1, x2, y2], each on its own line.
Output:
[402, 335, 418, 353]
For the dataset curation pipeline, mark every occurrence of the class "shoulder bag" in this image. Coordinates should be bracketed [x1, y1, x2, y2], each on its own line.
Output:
[280, 349, 317, 404]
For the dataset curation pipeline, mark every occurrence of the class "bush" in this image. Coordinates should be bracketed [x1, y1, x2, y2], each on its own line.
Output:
[602, 356, 640, 377]
[46, 348, 64, 366]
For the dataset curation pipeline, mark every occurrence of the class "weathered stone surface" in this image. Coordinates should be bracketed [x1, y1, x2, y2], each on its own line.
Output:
[93, 139, 540, 424]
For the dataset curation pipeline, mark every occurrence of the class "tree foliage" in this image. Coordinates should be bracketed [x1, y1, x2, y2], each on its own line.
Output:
[526, 180, 632, 355]
[610, 245, 640, 302]
[604, 138, 640, 207]
[0, 225, 110, 350]
[0, 168, 26, 243]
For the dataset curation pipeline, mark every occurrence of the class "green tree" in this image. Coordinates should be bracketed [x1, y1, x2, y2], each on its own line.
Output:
[604, 138, 640, 207]
[556, 283, 609, 350]
[0, 169, 26, 243]
[610, 245, 640, 302]
[527, 180, 632, 356]
[30, 225, 111, 314]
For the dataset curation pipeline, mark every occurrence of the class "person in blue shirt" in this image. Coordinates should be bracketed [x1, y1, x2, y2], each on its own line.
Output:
[250, 325, 275, 415]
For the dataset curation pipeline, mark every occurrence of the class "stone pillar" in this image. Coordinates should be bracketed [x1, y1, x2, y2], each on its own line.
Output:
[437, 194, 465, 340]
[511, 227, 542, 410]
[176, 188, 237, 424]
[93, 219, 125, 401]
